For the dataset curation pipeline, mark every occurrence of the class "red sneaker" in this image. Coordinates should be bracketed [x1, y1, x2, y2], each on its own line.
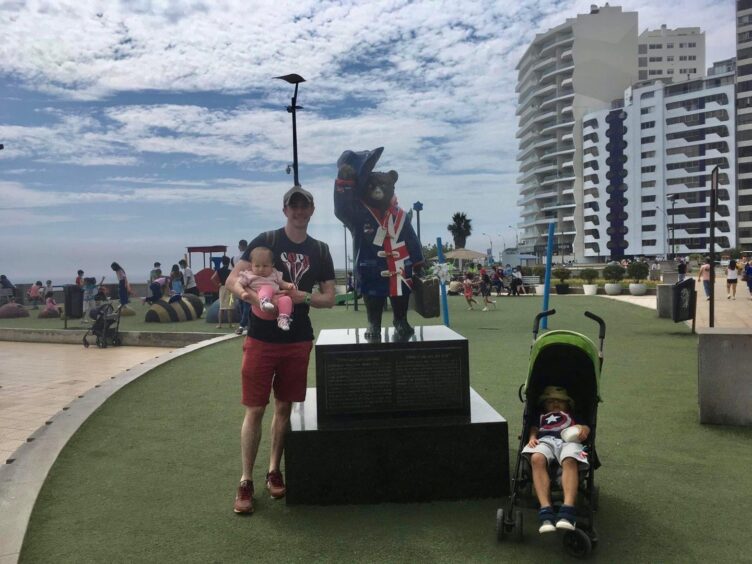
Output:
[265, 470, 286, 499]
[233, 480, 254, 514]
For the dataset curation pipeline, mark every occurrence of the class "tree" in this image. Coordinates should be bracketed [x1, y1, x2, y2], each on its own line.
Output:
[447, 212, 472, 249]
[421, 241, 453, 261]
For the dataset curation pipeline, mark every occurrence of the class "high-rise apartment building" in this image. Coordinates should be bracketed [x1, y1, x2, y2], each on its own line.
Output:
[580, 65, 736, 259]
[737, 0, 752, 250]
[515, 5, 638, 260]
[638, 26, 705, 82]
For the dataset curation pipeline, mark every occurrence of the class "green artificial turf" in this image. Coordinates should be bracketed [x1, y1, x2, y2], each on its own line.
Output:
[20, 295, 752, 563]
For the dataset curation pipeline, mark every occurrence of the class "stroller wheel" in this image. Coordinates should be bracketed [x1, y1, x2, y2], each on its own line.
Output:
[563, 529, 592, 559]
[589, 527, 599, 549]
[495, 508, 506, 541]
[112, 335, 122, 346]
[514, 509, 524, 542]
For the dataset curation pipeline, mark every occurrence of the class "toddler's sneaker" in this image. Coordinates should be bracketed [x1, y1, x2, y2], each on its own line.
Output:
[277, 314, 291, 331]
[555, 504, 577, 530]
[260, 297, 275, 312]
[538, 506, 556, 534]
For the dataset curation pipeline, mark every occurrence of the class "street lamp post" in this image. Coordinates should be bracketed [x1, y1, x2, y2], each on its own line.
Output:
[668, 195, 677, 259]
[482, 232, 493, 264]
[274, 74, 306, 186]
[656, 205, 669, 259]
[412, 201, 423, 242]
[507, 225, 518, 248]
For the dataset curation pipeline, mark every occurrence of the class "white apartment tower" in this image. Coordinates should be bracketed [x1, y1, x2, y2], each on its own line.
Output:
[737, 0, 752, 250]
[581, 66, 736, 259]
[515, 4, 638, 260]
[638, 26, 705, 82]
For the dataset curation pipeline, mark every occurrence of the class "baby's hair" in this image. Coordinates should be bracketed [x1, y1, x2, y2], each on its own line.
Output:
[250, 246, 274, 262]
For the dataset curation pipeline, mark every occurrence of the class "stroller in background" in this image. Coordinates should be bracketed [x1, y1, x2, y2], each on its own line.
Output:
[496, 309, 605, 559]
[83, 302, 123, 348]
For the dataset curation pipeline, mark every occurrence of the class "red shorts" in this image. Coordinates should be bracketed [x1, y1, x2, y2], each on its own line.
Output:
[241, 337, 313, 406]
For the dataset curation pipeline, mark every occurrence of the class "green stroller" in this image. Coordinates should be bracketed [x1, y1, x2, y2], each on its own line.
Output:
[496, 309, 605, 559]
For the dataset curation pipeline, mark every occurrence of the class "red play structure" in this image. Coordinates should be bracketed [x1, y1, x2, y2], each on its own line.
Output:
[186, 245, 228, 295]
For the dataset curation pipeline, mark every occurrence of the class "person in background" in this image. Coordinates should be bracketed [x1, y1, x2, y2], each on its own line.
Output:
[42, 291, 60, 316]
[745, 259, 752, 299]
[179, 259, 198, 296]
[677, 258, 687, 282]
[149, 262, 162, 283]
[145, 271, 170, 305]
[726, 259, 741, 300]
[43, 280, 53, 297]
[211, 256, 234, 329]
[463, 272, 478, 310]
[26, 281, 43, 309]
[83, 277, 97, 317]
[698, 257, 711, 301]
[170, 264, 184, 301]
[110, 263, 130, 307]
[75, 270, 85, 287]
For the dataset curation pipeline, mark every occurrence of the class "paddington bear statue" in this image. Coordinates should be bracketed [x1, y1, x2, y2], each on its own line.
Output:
[334, 147, 424, 340]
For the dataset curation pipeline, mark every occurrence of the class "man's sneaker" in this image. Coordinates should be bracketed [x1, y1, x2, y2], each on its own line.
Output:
[538, 506, 556, 534]
[234, 326, 244, 335]
[260, 297, 275, 312]
[556, 505, 576, 530]
[266, 470, 286, 498]
[233, 480, 254, 514]
[277, 315, 291, 331]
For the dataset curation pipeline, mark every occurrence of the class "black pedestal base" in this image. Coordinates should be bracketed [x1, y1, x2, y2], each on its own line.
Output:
[284, 387, 509, 505]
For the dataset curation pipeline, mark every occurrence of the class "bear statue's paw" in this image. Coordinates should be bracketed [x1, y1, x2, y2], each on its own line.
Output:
[364, 324, 382, 341]
[392, 319, 414, 341]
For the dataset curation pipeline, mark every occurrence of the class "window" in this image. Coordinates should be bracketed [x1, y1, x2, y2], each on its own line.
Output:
[641, 136, 655, 144]
[641, 121, 655, 130]
[641, 150, 656, 159]
[641, 106, 654, 115]
[649, 43, 662, 49]
[640, 91, 655, 100]
[639, 57, 647, 67]
[679, 56, 687, 61]
[649, 56, 663, 62]
[641, 180, 656, 188]
[642, 210, 657, 217]
[649, 70, 662, 75]
[639, 44, 648, 54]
[667, 43, 674, 49]
[667, 56, 674, 62]
[679, 43, 685, 48]
[688, 42, 696, 48]
[641, 165, 656, 173]
[641, 224, 657, 230]
[688, 55, 696, 61]
[641, 195, 656, 203]
[639, 70, 648, 80]
[642, 239, 657, 246]
[667, 69, 674, 74]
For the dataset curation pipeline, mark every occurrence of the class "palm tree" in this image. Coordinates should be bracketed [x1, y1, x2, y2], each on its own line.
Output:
[447, 212, 472, 249]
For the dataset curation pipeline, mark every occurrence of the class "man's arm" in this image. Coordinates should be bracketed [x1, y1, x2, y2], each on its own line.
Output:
[226, 259, 259, 307]
[284, 279, 336, 308]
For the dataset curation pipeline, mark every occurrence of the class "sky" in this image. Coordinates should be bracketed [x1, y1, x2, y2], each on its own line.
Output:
[0, 0, 736, 283]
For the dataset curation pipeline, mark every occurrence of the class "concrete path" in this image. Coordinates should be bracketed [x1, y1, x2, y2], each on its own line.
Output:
[602, 275, 752, 329]
[0, 343, 173, 463]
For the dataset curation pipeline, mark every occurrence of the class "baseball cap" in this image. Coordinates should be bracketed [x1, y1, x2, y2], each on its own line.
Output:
[283, 185, 314, 207]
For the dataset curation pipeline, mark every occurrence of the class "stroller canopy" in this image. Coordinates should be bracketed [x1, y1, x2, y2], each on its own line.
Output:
[524, 329, 602, 426]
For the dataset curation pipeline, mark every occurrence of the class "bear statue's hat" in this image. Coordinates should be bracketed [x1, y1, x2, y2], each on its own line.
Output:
[337, 147, 384, 195]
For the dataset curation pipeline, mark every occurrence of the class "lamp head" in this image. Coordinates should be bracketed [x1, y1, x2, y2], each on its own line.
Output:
[274, 74, 306, 85]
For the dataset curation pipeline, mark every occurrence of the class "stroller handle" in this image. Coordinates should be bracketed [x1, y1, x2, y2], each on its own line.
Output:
[533, 309, 556, 341]
[584, 311, 606, 340]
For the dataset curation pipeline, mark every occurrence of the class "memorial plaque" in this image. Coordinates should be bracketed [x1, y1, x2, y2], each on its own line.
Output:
[315, 325, 470, 423]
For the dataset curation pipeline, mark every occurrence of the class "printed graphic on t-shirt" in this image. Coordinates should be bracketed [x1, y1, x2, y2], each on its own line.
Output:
[281, 252, 311, 287]
[538, 411, 574, 437]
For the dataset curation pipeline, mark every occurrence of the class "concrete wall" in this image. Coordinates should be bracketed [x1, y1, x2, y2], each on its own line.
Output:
[697, 328, 752, 426]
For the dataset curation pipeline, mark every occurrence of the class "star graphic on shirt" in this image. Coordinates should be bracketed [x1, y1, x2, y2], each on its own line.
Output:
[545, 414, 560, 424]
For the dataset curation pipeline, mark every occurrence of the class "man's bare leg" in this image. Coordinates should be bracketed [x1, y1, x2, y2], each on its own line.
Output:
[241, 406, 265, 481]
[269, 399, 292, 472]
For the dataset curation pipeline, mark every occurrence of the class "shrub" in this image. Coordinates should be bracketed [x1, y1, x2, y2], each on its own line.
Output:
[532, 265, 546, 278]
[627, 261, 650, 282]
[580, 268, 599, 284]
[603, 264, 625, 282]
[552, 267, 571, 284]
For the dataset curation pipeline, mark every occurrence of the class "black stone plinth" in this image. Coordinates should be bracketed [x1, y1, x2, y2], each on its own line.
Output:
[315, 326, 469, 423]
[284, 387, 509, 505]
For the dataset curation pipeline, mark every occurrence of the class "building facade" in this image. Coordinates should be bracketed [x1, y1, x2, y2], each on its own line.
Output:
[581, 66, 736, 259]
[638, 26, 705, 82]
[515, 4, 638, 260]
[737, 0, 752, 250]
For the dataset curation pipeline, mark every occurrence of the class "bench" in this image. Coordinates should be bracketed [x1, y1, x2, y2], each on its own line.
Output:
[521, 276, 541, 292]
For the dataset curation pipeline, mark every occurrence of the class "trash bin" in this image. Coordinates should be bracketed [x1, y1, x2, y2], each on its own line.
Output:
[64, 284, 84, 319]
[671, 277, 695, 322]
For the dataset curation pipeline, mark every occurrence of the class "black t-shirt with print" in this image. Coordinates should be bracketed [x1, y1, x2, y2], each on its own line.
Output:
[242, 228, 335, 343]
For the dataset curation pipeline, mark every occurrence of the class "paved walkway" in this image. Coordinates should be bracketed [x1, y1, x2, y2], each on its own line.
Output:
[603, 275, 752, 329]
[0, 343, 173, 463]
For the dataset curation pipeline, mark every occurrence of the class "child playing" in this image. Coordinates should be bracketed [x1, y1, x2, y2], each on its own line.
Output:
[169, 265, 184, 302]
[480, 273, 496, 311]
[26, 281, 43, 309]
[238, 247, 295, 331]
[83, 277, 98, 319]
[522, 386, 590, 534]
[41, 291, 61, 317]
[463, 273, 478, 310]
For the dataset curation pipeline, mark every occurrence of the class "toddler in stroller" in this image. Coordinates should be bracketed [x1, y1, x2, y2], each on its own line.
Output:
[497, 309, 605, 559]
[83, 302, 122, 348]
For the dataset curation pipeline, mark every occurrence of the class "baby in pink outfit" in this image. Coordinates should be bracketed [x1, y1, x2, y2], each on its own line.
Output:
[238, 246, 295, 330]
